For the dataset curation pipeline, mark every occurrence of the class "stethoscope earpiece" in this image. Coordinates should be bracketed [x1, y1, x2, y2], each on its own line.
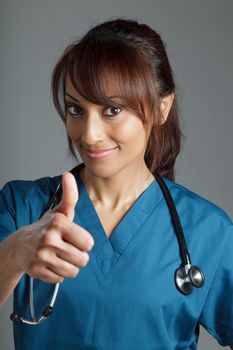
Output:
[175, 265, 205, 295]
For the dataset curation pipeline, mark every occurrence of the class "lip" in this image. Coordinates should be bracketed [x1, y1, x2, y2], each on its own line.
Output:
[84, 147, 118, 159]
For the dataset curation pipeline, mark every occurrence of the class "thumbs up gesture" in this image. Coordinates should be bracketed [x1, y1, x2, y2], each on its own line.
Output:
[13, 172, 95, 284]
[56, 172, 79, 220]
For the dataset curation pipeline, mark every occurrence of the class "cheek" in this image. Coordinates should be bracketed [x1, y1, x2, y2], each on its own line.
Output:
[66, 120, 80, 140]
[115, 118, 148, 148]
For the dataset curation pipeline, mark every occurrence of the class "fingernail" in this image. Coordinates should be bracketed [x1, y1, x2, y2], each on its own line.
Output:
[87, 237, 95, 250]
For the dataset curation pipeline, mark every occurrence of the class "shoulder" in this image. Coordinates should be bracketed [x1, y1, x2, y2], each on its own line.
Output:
[1, 174, 61, 204]
[0, 174, 62, 227]
[163, 178, 233, 285]
[163, 177, 232, 226]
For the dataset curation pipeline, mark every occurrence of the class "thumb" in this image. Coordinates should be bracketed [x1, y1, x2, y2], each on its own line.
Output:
[56, 172, 79, 221]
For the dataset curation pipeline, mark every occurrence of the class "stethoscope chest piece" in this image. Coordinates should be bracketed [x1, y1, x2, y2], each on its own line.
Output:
[175, 265, 205, 295]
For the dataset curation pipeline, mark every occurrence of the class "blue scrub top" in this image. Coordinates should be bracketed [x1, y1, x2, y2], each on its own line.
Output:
[0, 169, 233, 349]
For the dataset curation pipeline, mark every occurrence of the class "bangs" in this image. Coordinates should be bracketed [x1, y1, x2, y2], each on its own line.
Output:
[62, 35, 159, 123]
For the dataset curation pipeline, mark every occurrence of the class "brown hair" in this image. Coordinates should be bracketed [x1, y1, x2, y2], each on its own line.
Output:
[51, 18, 184, 181]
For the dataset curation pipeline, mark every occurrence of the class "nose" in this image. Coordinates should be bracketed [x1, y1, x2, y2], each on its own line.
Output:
[80, 112, 105, 145]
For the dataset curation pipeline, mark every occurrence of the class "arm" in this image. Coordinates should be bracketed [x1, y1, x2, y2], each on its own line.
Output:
[198, 222, 233, 346]
[0, 232, 24, 306]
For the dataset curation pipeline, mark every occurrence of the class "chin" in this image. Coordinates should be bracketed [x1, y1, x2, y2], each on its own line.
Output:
[81, 159, 122, 179]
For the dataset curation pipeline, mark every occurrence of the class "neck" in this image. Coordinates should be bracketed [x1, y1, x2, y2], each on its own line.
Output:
[79, 160, 155, 212]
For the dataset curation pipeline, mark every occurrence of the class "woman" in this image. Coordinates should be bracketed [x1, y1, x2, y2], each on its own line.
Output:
[0, 18, 233, 349]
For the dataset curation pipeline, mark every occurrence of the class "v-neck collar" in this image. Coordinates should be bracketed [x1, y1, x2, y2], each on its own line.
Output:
[74, 171, 172, 277]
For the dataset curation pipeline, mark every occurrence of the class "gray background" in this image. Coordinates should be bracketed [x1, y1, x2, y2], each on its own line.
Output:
[0, 0, 232, 349]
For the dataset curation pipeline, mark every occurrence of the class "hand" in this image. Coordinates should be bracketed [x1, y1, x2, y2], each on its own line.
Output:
[14, 172, 94, 283]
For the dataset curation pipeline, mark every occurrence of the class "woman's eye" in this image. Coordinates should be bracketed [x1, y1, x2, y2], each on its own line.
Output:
[66, 105, 83, 116]
[104, 106, 122, 117]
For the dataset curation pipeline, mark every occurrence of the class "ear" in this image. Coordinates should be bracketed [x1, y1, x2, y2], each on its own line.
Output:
[159, 93, 175, 124]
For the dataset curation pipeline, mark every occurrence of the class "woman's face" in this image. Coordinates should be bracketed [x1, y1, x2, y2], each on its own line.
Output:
[65, 76, 151, 178]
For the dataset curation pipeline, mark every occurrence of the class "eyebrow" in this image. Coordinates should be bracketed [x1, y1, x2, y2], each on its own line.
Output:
[64, 92, 126, 102]
[64, 92, 80, 102]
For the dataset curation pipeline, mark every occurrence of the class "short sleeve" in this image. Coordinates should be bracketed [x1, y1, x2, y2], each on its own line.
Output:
[0, 182, 17, 242]
[0, 175, 61, 243]
[198, 223, 233, 346]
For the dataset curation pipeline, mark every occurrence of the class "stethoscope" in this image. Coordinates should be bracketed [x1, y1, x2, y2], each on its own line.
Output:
[11, 162, 205, 325]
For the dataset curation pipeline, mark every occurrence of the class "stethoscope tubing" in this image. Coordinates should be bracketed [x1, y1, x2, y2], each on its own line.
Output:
[155, 174, 191, 267]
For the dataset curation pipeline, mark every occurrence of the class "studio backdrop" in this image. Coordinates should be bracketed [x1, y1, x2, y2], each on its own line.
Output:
[1, 1, 232, 349]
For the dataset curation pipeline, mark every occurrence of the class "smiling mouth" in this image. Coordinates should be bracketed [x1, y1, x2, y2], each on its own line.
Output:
[84, 147, 118, 159]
